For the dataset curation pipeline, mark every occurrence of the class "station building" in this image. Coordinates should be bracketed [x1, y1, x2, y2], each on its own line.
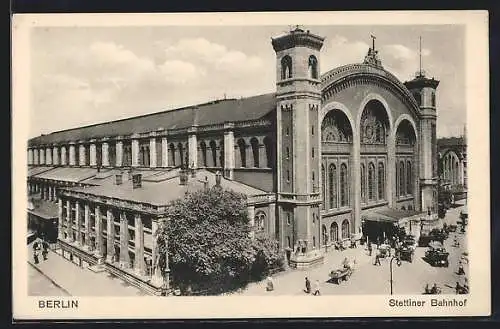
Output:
[27, 27, 440, 294]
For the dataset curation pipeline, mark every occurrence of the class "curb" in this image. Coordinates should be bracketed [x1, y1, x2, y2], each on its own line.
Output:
[28, 261, 72, 296]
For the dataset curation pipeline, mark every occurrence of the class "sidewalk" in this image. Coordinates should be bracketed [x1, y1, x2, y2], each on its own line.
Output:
[28, 242, 148, 296]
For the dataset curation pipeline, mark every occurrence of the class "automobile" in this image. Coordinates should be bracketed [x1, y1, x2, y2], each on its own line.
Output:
[425, 241, 449, 267]
[398, 244, 415, 263]
[402, 235, 417, 250]
[419, 228, 447, 246]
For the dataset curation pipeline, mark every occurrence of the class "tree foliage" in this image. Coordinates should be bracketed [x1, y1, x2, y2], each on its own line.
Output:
[156, 186, 260, 294]
[250, 236, 286, 280]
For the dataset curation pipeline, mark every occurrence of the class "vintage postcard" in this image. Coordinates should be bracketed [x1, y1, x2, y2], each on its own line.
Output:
[12, 11, 490, 320]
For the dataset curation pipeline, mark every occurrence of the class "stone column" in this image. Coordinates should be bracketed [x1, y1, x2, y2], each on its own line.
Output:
[79, 143, 86, 166]
[52, 146, 59, 165]
[161, 136, 168, 167]
[151, 219, 164, 285]
[33, 149, 39, 165]
[27, 149, 33, 165]
[115, 138, 123, 167]
[245, 143, 253, 168]
[39, 148, 45, 165]
[149, 136, 157, 168]
[75, 201, 82, 246]
[95, 205, 104, 259]
[120, 212, 130, 268]
[259, 142, 267, 169]
[102, 140, 110, 167]
[132, 136, 140, 167]
[58, 198, 64, 239]
[89, 141, 97, 166]
[45, 147, 52, 165]
[224, 125, 235, 179]
[134, 214, 145, 275]
[247, 205, 255, 239]
[68, 143, 76, 166]
[352, 131, 362, 235]
[188, 129, 198, 169]
[84, 204, 90, 249]
[40, 184, 45, 199]
[106, 209, 115, 262]
[60, 146, 67, 165]
[66, 200, 73, 241]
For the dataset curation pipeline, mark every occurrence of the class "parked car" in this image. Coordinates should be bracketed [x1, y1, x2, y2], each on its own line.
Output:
[425, 241, 449, 267]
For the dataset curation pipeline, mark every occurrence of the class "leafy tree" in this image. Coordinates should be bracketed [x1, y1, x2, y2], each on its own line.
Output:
[156, 186, 257, 295]
[250, 236, 286, 280]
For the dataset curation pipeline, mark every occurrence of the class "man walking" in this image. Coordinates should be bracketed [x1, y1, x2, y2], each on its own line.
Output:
[304, 277, 311, 294]
[33, 242, 40, 264]
[41, 240, 49, 261]
[313, 280, 321, 296]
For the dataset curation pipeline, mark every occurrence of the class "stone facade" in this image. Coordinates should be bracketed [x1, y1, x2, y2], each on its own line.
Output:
[27, 27, 440, 281]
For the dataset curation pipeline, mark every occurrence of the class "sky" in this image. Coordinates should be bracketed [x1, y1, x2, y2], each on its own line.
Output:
[29, 24, 465, 138]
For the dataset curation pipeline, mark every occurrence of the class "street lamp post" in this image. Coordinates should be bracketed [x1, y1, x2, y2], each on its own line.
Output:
[389, 255, 402, 295]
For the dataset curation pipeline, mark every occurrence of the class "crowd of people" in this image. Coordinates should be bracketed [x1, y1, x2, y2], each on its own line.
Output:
[32, 237, 50, 264]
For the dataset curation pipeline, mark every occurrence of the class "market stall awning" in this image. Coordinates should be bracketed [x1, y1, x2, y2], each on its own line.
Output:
[362, 207, 423, 223]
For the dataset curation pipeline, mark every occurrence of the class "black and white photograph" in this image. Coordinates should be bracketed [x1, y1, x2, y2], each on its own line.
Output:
[12, 11, 490, 319]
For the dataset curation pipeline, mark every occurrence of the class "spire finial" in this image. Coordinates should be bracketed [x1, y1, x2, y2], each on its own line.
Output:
[419, 36, 422, 74]
[371, 34, 376, 50]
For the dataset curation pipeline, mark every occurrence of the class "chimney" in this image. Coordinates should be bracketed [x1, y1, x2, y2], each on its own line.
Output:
[179, 169, 188, 186]
[215, 171, 222, 186]
[115, 173, 123, 185]
[132, 173, 142, 189]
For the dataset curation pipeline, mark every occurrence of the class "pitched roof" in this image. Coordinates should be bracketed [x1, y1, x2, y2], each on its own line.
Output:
[29, 93, 276, 146]
[63, 168, 267, 206]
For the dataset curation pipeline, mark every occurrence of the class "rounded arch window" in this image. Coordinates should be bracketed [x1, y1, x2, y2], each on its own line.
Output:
[360, 100, 389, 144]
[281, 55, 293, 79]
[321, 110, 353, 143]
[308, 55, 318, 79]
[254, 211, 266, 232]
[330, 222, 339, 242]
[341, 219, 350, 239]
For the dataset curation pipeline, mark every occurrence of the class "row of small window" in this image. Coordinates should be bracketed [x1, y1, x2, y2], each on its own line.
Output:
[280, 55, 318, 80]
[283, 125, 316, 136]
[412, 90, 436, 107]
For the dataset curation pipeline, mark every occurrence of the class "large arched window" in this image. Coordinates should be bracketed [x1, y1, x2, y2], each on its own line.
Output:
[122, 143, 131, 167]
[328, 164, 337, 209]
[360, 163, 366, 203]
[321, 110, 352, 142]
[308, 55, 318, 79]
[340, 163, 349, 207]
[218, 140, 224, 168]
[360, 100, 389, 144]
[399, 160, 405, 196]
[396, 120, 416, 146]
[254, 211, 266, 232]
[330, 222, 339, 242]
[378, 162, 385, 200]
[368, 162, 376, 201]
[209, 140, 217, 167]
[322, 225, 328, 246]
[321, 164, 326, 210]
[250, 137, 259, 168]
[406, 161, 412, 195]
[281, 55, 292, 79]
[263, 136, 272, 168]
[237, 139, 246, 168]
[341, 219, 350, 239]
[200, 141, 207, 167]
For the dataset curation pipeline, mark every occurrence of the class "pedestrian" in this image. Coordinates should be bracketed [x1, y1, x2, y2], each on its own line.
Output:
[455, 281, 461, 294]
[266, 276, 274, 292]
[430, 283, 438, 294]
[368, 242, 373, 256]
[457, 261, 465, 275]
[313, 280, 321, 296]
[42, 240, 49, 261]
[33, 244, 39, 264]
[304, 277, 311, 294]
[373, 253, 381, 266]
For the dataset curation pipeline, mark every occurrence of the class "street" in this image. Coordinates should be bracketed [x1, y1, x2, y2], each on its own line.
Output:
[28, 265, 69, 296]
[237, 200, 468, 296]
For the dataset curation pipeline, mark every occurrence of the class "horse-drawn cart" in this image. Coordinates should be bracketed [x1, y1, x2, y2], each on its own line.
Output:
[329, 266, 354, 284]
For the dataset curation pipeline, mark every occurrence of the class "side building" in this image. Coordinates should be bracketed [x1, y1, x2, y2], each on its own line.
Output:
[26, 27, 440, 294]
